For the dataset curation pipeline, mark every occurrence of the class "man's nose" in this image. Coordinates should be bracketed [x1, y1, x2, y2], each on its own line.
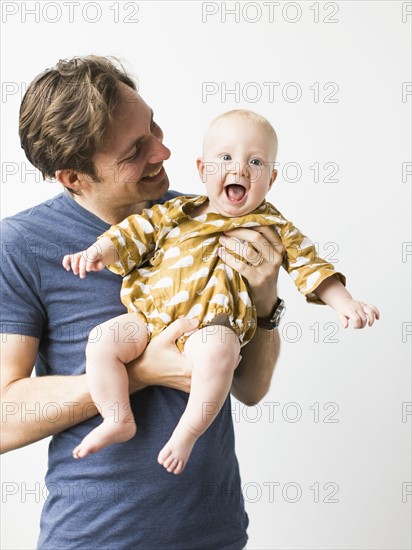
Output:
[147, 138, 171, 164]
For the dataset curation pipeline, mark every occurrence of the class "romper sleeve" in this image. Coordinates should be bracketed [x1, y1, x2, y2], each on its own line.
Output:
[279, 219, 346, 305]
[99, 203, 166, 277]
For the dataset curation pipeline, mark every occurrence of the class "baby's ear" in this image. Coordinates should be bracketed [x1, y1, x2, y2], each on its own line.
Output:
[196, 158, 206, 183]
[269, 168, 278, 189]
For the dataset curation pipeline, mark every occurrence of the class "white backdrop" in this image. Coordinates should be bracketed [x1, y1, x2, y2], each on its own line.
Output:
[1, 1, 411, 549]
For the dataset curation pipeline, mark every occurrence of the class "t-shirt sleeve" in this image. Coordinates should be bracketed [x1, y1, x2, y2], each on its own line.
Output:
[0, 220, 46, 337]
[280, 219, 346, 305]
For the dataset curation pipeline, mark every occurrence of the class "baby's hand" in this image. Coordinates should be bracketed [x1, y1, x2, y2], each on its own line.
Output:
[62, 244, 105, 279]
[333, 298, 380, 329]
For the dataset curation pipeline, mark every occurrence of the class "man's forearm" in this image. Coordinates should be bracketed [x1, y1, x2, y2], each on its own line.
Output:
[1, 374, 98, 453]
[231, 327, 280, 406]
[0, 371, 149, 453]
[1, 320, 198, 454]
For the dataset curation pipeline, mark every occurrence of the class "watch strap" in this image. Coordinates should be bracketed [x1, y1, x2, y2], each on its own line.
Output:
[256, 297, 285, 330]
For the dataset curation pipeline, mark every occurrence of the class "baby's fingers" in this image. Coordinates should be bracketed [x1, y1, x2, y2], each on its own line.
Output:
[62, 254, 72, 271]
[78, 256, 89, 279]
[338, 313, 349, 329]
[70, 253, 83, 276]
[62, 252, 85, 277]
[362, 303, 380, 326]
[349, 308, 368, 329]
[86, 260, 105, 273]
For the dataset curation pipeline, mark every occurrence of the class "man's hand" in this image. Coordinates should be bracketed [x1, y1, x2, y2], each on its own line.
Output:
[217, 225, 284, 317]
[332, 297, 380, 329]
[217, 226, 283, 405]
[127, 318, 198, 394]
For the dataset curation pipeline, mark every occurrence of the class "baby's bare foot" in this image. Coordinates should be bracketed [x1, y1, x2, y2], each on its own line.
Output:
[73, 417, 136, 458]
[157, 425, 198, 475]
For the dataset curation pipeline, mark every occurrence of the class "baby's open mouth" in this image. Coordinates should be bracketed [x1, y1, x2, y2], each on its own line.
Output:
[225, 184, 246, 202]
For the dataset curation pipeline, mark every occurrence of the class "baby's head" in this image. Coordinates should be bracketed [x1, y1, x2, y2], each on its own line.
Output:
[197, 110, 278, 217]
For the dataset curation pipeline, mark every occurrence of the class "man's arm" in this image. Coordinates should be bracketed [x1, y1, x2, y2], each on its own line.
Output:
[231, 327, 280, 406]
[0, 334, 96, 452]
[218, 225, 284, 405]
[1, 319, 195, 453]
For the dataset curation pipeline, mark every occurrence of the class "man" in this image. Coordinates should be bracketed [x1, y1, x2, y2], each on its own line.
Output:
[1, 55, 283, 549]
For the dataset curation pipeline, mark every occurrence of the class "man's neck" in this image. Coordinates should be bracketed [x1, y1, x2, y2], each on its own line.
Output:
[72, 194, 151, 225]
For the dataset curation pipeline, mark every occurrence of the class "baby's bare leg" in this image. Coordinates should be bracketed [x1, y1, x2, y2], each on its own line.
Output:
[73, 313, 148, 458]
[158, 325, 241, 474]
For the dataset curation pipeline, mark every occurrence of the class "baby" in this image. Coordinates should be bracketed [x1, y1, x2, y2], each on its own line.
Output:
[62, 109, 379, 474]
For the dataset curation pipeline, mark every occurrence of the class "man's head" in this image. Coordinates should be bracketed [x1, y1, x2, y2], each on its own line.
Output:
[197, 110, 278, 217]
[19, 56, 171, 222]
[19, 55, 137, 183]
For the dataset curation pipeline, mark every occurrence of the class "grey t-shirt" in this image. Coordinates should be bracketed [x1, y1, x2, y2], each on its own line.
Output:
[0, 191, 248, 550]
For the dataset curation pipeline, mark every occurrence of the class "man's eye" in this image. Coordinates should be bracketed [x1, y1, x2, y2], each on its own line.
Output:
[124, 147, 139, 163]
[222, 154, 231, 161]
[250, 159, 262, 166]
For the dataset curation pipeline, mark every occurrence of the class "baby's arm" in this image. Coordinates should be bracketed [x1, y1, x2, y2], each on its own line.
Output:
[62, 237, 117, 278]
[314, 275, 380, 329]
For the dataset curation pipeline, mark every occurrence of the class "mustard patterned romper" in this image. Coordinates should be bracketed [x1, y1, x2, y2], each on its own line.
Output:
[102, 195, 345, 348]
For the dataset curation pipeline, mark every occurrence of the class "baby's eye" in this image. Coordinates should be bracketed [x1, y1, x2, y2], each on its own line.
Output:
[250, 158, 262, 166]
[222, 154, 232, 161]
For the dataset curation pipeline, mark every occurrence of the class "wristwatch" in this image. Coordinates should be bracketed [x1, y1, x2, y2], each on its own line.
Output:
[256, 297, 286, 330]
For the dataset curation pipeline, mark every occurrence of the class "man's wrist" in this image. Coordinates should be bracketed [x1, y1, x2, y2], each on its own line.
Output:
[256, 297, 286, 330]
[254, 289, 278, 318]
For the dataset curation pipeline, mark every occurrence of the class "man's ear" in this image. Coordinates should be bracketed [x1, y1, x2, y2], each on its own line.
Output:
[55, 169, 86, 193]
[196, 158, 205, 183]
[268, 168, 278, 189]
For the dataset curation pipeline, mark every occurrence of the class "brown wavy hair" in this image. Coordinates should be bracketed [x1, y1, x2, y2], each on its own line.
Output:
[19, 55, 137, 183]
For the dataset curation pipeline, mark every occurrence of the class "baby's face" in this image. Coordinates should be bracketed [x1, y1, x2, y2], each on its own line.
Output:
[197, 116, 277, 217]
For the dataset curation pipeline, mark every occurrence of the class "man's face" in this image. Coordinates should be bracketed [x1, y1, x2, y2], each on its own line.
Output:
[89, 83, 171, 210]
[197, 116, 277, 217]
